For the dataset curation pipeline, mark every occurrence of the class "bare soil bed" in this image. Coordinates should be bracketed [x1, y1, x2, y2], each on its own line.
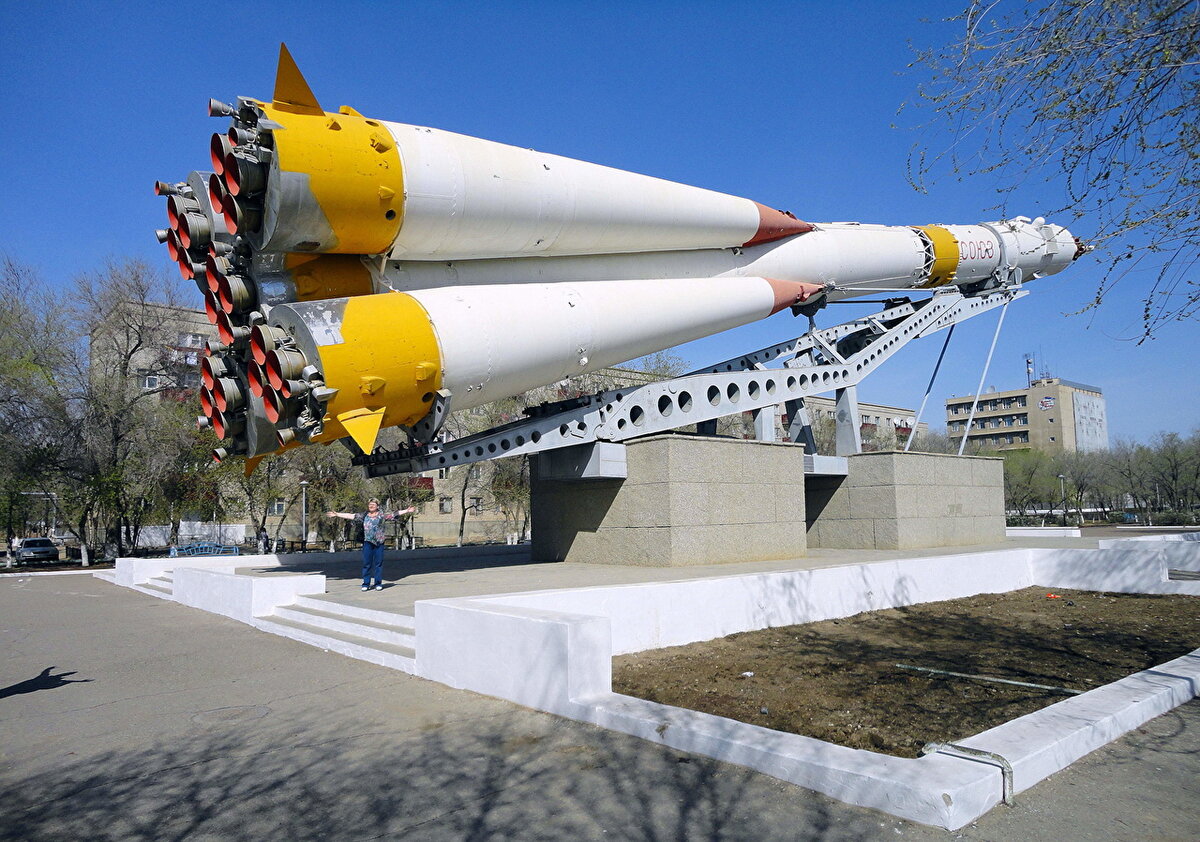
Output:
[612, 587, 1200, 758]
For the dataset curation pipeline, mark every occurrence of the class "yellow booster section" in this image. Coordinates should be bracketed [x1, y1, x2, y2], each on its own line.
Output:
[271, 293, 443, 453]
[255, 100, 405, 254]
[285, 253, 376, 301]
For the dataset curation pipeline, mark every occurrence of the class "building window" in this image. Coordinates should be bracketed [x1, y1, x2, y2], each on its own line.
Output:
[437, 467, 451, 479]
[439, 497, 452, 514]
[468, 465, 482, 480]
[267, 498, 285, 516]
[178, 332, 206, 348]
[138, 369, 159, 390]
[469, 496, 483, 512]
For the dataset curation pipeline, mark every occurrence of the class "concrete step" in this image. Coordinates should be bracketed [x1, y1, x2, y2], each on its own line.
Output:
[141, 579, 173, 595]
[128, 581, 174, 600]
[272, 603, 416, 649]
[92, 570, 118, 583]
[254, 613, 416, 674]
[294, 594, 415, 627]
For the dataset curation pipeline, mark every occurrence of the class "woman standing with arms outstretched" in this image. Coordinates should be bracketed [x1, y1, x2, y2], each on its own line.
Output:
[325, 499, 417, 591]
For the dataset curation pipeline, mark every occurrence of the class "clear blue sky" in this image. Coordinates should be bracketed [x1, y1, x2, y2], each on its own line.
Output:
[1, 0, 1194, 442]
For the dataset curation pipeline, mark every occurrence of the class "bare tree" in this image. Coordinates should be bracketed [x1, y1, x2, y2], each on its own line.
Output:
[906, 0, 1200, 338]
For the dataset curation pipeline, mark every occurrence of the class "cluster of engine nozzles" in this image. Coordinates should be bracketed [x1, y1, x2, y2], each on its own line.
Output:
[156, 99, 323, 462]
[196, 323, 323, 459]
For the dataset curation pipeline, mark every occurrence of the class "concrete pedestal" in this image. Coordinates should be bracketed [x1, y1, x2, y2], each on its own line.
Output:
[806, 451, 1004, 550]
[531, 434, 807, 566]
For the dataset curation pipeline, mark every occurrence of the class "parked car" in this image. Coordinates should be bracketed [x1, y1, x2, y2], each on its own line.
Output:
[16, 537, 59, 563]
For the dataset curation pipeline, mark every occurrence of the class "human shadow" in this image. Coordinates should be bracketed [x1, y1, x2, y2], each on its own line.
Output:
[241, 544, 545, 585]
[0, 667, 93, 700]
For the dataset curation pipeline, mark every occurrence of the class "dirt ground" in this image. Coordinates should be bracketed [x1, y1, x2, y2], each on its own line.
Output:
[613, 587, 1200, 758]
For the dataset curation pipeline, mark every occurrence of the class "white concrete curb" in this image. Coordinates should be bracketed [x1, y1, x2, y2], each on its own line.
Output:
[415, 544, 1200, 829]
[0, 569, 103, 577]
[94, 541, 1200, 828]
[1005, 526, 1081, 537]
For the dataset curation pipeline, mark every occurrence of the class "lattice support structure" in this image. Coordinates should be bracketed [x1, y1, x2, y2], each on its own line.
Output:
[354, 286, 1028, 478]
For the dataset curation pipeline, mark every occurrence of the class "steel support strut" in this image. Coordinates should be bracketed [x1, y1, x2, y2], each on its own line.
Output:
[353, 286, 1028, 478]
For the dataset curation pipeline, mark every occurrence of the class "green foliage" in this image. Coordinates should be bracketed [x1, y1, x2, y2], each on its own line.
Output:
[1006, 515, 1043, 527]
[1155, 511, 1198, 526]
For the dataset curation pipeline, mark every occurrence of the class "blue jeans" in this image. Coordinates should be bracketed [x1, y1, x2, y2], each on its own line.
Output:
[361, 541, 385, 587]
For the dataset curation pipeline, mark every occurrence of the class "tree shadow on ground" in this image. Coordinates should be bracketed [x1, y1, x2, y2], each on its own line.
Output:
[0, 704, 880, 842]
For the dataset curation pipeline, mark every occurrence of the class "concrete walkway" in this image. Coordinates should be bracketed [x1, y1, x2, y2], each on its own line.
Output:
[3, 564, 1198, 840]
[235, 537, 1103, 615]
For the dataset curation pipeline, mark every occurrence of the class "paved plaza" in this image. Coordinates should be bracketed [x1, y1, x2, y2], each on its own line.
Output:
[2, 551, 1198, 841]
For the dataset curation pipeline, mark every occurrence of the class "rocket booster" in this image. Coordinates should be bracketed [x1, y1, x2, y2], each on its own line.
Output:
[158, 46, 1086, 464]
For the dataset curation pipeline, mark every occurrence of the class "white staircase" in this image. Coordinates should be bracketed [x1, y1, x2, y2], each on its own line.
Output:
[253, 595, 417, 674]
[131, 571, 175, 600]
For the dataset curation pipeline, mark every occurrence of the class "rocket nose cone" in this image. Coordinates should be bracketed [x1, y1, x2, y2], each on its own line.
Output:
[745, 203, 815, 247]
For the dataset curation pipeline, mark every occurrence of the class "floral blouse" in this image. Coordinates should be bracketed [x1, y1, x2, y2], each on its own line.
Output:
[354, 511, 400, 545]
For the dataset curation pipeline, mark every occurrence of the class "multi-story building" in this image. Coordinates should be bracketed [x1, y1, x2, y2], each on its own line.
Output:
[945, 378, 1108, 453]
[797, 396, 927, 449]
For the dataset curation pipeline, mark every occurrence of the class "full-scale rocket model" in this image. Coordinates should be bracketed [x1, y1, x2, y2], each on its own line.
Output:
[156, 46, 1085, 467]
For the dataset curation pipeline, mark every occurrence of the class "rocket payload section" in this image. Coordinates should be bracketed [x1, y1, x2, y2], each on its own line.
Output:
[156, 45, 1086, 467]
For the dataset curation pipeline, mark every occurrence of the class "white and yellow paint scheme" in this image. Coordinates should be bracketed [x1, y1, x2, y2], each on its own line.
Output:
[163, 45, 1085, 465]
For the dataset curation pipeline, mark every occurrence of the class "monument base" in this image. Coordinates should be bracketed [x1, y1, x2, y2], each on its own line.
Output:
[531, 434, 807, 566]
[805, 451, 1004, 550]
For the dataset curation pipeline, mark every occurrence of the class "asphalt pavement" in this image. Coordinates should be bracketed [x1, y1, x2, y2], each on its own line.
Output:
[1, 569, 1198, 841]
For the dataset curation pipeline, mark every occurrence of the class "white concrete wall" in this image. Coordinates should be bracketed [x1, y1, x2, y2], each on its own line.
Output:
[417, 602, 611, 714]
[1006, 526, 1081, 538]
[135, 522, 246, 547]
[1098, 533, 1200, 571]
[1029, 547, 1188, 592]
[485, 550, 1033, 655]
[114, 556, 270, 587]
[412, 543, 1200, 829]
[174, 567, 326, 623]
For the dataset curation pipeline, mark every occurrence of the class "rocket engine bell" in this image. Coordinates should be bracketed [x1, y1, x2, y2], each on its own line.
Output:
[156, 45, 1086, 465]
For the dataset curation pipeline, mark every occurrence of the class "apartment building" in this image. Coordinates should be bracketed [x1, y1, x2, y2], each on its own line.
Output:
[945, 378, 1108, 453]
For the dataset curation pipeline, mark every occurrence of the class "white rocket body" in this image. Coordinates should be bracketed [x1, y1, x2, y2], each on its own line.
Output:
[376, 218, 1079, 299]
[410, 277, 800, 409]
[167, 46, 1087, 462]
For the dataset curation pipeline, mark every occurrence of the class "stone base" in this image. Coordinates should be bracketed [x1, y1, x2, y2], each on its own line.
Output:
[806, 451, 1004, 550]
[531, 434, 807, 566]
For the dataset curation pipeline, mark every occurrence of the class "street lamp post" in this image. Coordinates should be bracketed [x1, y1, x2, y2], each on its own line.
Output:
[1057, 474, 1067, 527]
[299, 480, 310, 552]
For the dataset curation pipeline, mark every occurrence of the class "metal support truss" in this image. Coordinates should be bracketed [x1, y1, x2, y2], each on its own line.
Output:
[353, 285, 1028, 478]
